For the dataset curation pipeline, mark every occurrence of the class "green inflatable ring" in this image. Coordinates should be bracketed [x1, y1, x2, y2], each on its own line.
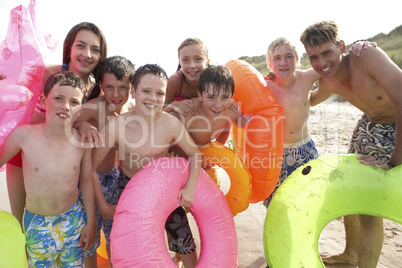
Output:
[0, 210, 27, 267]
[263, 154, 402, 267]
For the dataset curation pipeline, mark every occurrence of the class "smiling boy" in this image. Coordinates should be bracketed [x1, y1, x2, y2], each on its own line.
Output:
[0, 72, 95, 267]
[92, 64, 202, 267]
[301, 21, 402, 268]
[73, 55, 135, 267]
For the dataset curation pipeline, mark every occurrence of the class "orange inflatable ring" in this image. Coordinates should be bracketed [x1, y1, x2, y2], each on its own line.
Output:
[224, 59, 284, 203]
[200, 141, 252, 216]
[96, 229, 108, 260]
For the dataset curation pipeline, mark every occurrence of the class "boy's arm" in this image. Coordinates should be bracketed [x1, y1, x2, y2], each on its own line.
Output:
[0, 128, 23, 166]
[77, 147, 95, 250]
[310, 80, 332, 106]
[73, 100, 104, 148]
[91, 121, 117, 220]
[363, 47, 402, 166]
[172, 117, 202, 207]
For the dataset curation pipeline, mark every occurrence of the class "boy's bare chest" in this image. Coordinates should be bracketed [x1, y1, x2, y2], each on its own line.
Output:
[23, 139, 83, 175]
[187, 118, 228, 145]
[328, 74, 389, 111]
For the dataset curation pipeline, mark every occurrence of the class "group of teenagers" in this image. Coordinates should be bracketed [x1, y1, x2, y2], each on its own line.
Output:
[0, 18, 400, 268]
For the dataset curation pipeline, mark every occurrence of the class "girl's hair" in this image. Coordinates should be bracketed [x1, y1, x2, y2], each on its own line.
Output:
[266, 37, 299, 66]
[62, 22, 108, 100]
[176, 38, 209, 71]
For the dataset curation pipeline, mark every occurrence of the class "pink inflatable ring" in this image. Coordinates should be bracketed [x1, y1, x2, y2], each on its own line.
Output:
[110, 157, 238, 267]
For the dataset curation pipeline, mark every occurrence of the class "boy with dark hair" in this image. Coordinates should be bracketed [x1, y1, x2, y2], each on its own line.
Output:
[301, 20, 402, 268]
[74, 55, 135, 267]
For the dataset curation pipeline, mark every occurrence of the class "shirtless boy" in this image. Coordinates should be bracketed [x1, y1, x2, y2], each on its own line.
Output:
[91, 64, 202, 268]
[167, 65, 252, 267]
[0, 72, 95, 267]
[301, 21, 402, 268]
[74, 55, 135, 267]
[262, 37, 321, 207]
[170, 65, 252, 149]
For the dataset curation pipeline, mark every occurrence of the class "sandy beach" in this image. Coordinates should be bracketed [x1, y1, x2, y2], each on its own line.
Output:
[1, 98, 401, 267]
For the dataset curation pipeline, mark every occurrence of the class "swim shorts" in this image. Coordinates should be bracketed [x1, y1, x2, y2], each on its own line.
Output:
[118, 170, 196, 255]
[348, 114, 396, 164]
[23, 200, 87, 267]
[264, 136, 319, 207]
[84, 166, 120, 257]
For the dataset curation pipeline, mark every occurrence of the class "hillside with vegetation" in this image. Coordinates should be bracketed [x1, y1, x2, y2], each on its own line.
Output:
[240, 24, 402, 76]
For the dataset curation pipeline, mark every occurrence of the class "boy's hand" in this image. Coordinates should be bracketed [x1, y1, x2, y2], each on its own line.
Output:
[78, 224, 95, 250]
[349, 41, 377, 56]
[228, 99, 240, 113]
[178, 186, 195, 208]
[202, 161, 213, 172]
[357, 154, 386, 168]
[236, 112, 253, 128]
[77, 121, 105, 148]
[168, 100, 197, 117]
[265, 72, 277, 82]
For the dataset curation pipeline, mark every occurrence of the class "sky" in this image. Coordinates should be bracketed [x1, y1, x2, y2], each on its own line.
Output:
[0, 0, 401, 75]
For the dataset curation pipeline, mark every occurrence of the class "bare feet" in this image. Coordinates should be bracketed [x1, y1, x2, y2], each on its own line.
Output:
[321, 252, 358, 265]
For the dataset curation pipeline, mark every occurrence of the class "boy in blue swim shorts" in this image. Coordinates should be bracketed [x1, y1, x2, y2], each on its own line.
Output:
[0, 72, 95, 267]
[73, 55, 135, 267]
[262, 37, 321, 208]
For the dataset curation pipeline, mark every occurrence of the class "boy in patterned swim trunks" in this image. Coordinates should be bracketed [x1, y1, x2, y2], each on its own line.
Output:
[92, 64, 202, 267]
[167, 65, 252, 266]
[73, 56, 135, 267]
[0, 72, 95, 267]
[302, 21, 402, 268]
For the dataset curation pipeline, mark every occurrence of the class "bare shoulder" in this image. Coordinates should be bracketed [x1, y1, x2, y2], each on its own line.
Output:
[45, 64, 62, 74]
[167, 72, 181, 94]
[10, 124, 33, 138]
[160, 111, 182, 125]
[353, 46, 390, 65]
[296, 68, 320, 84]
[353, 46, 399, 76]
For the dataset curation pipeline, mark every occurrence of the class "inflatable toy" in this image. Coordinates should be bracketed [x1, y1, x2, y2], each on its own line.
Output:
[96, 229, 108, 260]
[0, 211, 27, 268]
[200, 141, 252, 216]
[110, 157, 238, 267]
[224, 59, 284, 203]
[205, 166, 221, 188]
[0, 1, 53, 170]
[263, 154, 402, 268]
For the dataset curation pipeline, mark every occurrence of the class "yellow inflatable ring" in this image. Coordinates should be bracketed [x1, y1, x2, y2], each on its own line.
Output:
[0, 211, 27, 268]
[200, 141, 252, 216]
[264, 154, 402, 267]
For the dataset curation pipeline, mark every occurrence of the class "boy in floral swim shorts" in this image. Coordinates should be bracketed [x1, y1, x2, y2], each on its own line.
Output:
[0, 72, 95, 267]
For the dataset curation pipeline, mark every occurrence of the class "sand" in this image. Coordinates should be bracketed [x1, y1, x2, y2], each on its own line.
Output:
[1, 98, 401, 267]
